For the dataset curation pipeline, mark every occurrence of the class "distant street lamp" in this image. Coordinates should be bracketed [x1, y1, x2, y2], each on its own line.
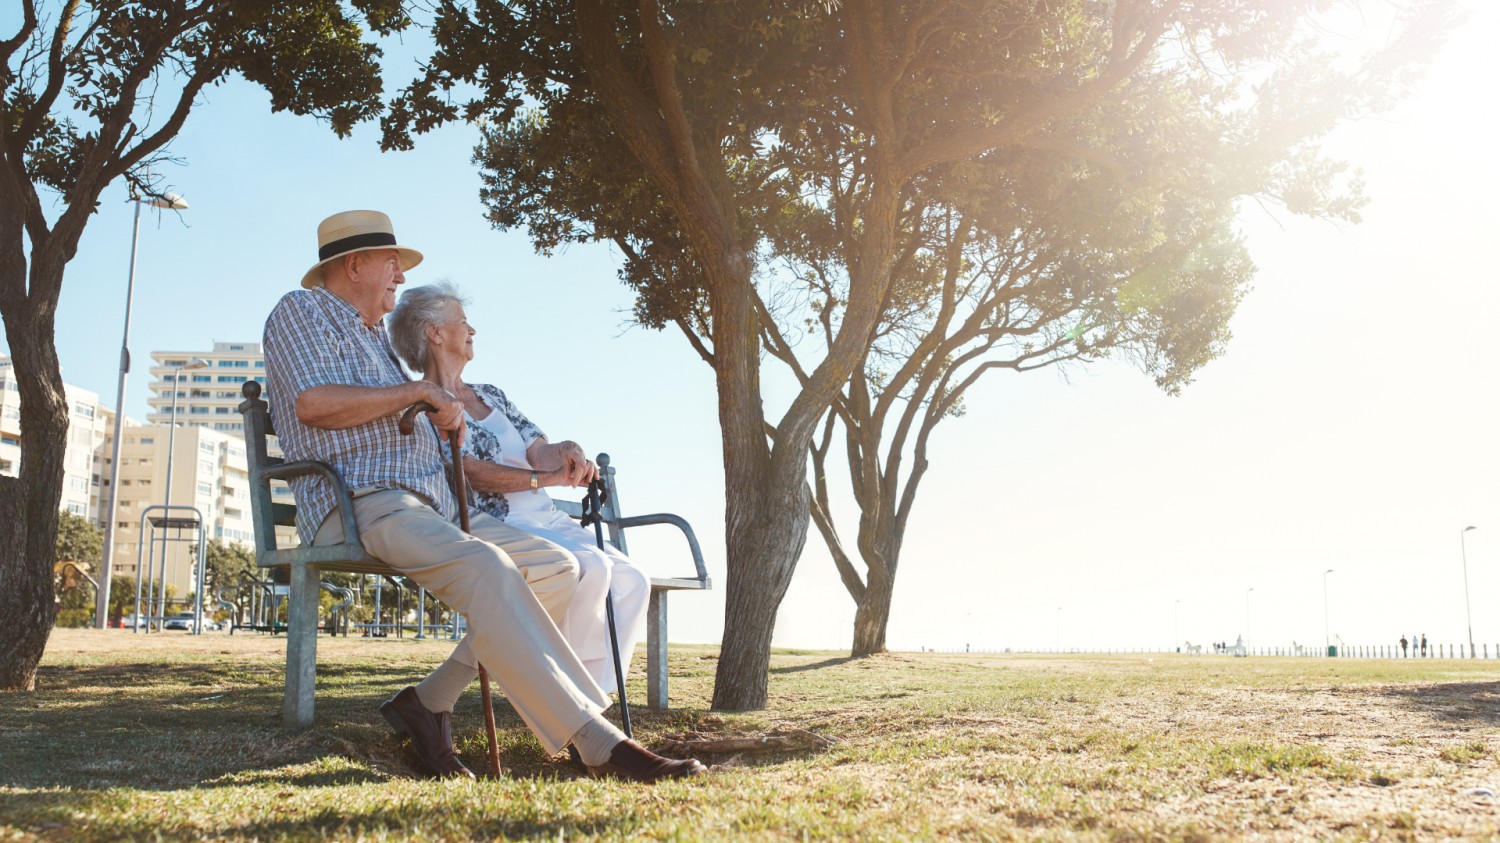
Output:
[1462, 526, 1478, 658]
[1245, 587, 1254, 645]
[1323, 569, 1334, 656]
[1055, 606, 1062, 652]
[95, 190, 189, 630]
[1174, 599, 1181, 653]
[160, 356, 209, 616]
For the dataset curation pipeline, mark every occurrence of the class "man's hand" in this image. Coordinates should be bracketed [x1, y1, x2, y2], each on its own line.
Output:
[420, 382, 466, 446]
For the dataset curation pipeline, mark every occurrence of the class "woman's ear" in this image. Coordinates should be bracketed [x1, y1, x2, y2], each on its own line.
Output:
[426, 322, 442, 346]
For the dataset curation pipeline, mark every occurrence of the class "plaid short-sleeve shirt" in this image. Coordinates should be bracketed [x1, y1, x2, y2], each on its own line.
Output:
[262, 287, 456, 543]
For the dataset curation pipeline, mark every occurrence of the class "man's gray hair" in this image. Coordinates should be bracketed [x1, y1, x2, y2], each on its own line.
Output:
[390, 281, 470, 373]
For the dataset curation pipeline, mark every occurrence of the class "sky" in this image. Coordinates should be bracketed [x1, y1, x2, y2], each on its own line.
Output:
[6, 4, 1498, 655]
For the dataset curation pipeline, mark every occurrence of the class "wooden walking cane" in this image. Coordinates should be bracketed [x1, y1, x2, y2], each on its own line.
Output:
[399, 403, 502, 778]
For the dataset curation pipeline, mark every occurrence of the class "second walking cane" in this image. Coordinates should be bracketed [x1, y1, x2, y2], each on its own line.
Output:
[580, 470, 633, 738]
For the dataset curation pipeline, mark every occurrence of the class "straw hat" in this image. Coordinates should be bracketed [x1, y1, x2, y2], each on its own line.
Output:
[300, 210, 424, 289]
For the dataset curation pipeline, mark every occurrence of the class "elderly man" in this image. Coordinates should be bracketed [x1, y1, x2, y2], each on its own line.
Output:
[262, 210, 704, 783]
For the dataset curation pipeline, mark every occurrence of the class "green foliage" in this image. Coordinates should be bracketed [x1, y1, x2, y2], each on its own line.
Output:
[8, 0, 401, 196]
[197, 539, 257, 603]
[53, 510, 102, 566]
[386, 1, 1456, 398]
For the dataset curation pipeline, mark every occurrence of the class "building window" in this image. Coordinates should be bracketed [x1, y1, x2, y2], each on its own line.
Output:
[139, 437, 153, 444]
[216, 375, 248, 383]
[199, 442, 216, 455]
[164, 359, 187, 366]
[66, 502, 86, 515]
[215, 406, 230, 414]
[254, 361, 264, 368]
[73, 402, 95, 419]
[190, 406, 209, 414]
[228, 345, 244, 351]
[193, 375, 211, 383]
[197, 481, 212, 497]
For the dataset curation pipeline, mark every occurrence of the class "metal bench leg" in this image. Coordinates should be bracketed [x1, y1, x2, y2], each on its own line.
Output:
[285, 563, 319, 729]
[647, 587, 668, 710]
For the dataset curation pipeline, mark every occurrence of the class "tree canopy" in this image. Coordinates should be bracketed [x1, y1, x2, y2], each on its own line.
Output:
[383, 0, 1456, 706]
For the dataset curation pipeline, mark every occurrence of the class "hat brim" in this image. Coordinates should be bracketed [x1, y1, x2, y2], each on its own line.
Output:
[301, 245, 424, 289]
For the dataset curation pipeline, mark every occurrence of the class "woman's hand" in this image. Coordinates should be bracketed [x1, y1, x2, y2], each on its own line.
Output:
[565, 454, 599, 488]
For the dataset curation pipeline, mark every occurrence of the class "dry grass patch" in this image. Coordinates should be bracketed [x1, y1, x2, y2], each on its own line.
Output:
[5, 631, 1500, 840]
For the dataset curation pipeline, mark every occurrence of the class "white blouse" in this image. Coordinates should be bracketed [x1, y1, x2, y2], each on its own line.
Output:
[467, 407, 554, 518]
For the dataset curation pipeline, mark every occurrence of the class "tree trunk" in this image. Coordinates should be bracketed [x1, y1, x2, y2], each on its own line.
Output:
[712, 480, 811, 709]
[851, 562, 895, 657]
[0, 258, 70, 690]
[708, 257, 815, 711]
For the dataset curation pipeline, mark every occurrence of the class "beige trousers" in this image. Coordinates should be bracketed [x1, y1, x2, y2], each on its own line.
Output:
[313, 489, 609, 753]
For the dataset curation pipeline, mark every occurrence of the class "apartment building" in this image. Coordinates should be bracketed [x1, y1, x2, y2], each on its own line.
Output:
[108, 423, 254, 597]
[142, 339, 297, 559]
[0, 356, 112, 521]
[146, 341, 266, 434]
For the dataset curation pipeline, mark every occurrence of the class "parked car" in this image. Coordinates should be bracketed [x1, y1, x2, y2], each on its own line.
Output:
[163, 611, 196, 631]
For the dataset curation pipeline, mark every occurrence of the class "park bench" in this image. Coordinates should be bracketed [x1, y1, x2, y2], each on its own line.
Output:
[237, 380, 711, 729]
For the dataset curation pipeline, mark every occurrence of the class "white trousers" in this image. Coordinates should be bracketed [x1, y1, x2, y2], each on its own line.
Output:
[505, 509, 651, 695]
[313, 490, 608, 754]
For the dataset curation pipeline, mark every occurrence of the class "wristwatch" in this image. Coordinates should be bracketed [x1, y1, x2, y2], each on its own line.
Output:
[530, 471, 539, 493]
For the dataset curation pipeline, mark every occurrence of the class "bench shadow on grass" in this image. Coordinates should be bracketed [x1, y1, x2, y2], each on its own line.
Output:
[0, 659, 581, 792]
[2, 657, 719, 795]
[1378, 681, 1500, 725]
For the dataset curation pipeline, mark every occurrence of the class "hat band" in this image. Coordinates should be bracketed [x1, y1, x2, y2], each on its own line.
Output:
[318, 231, 398, 262]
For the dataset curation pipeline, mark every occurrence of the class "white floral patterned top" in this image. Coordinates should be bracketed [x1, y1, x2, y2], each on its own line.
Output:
[462, 382, 553, 520]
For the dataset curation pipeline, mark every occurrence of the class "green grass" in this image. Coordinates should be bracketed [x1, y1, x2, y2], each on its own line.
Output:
[5, 631, 1500, 841]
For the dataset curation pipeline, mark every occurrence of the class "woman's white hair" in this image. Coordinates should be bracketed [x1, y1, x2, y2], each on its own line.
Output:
[390, 281, 470, 373]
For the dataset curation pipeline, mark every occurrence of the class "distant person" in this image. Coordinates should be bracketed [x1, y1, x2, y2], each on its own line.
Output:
[1421, 634, 1429, 657]
[1400, 634, 1408, 657]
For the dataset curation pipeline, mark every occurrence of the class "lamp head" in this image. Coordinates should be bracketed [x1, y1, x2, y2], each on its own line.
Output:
[1464, 526, 1478, 533]
[183, 357, 209, 371]
[143, 192, 188, 210]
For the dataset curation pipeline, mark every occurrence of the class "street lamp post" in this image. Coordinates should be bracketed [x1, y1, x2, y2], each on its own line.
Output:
[1174, 599, 1180, 653]
[1055, 606, 1062, 652]
[1462, 526, 1478, 658]
[159, 357, 209, 616]
[1323, 569, 1334, 656]
[1245, 587, 1254, 647]
[95, 190, 189, 629]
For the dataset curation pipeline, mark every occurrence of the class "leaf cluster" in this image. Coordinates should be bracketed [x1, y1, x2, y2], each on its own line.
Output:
[4, 0, 402, 212]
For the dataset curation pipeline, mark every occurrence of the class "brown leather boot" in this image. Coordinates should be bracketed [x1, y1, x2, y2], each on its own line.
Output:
[379, 686, 477, 780]
[585, 739, 706, 783]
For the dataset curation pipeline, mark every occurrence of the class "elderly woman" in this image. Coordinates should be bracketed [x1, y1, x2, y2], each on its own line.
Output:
[389, 282, 650, 696]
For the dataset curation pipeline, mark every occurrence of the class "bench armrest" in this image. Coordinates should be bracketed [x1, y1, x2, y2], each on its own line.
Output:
[254, 458, 364, 566]
[615, 513, 711, 587]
